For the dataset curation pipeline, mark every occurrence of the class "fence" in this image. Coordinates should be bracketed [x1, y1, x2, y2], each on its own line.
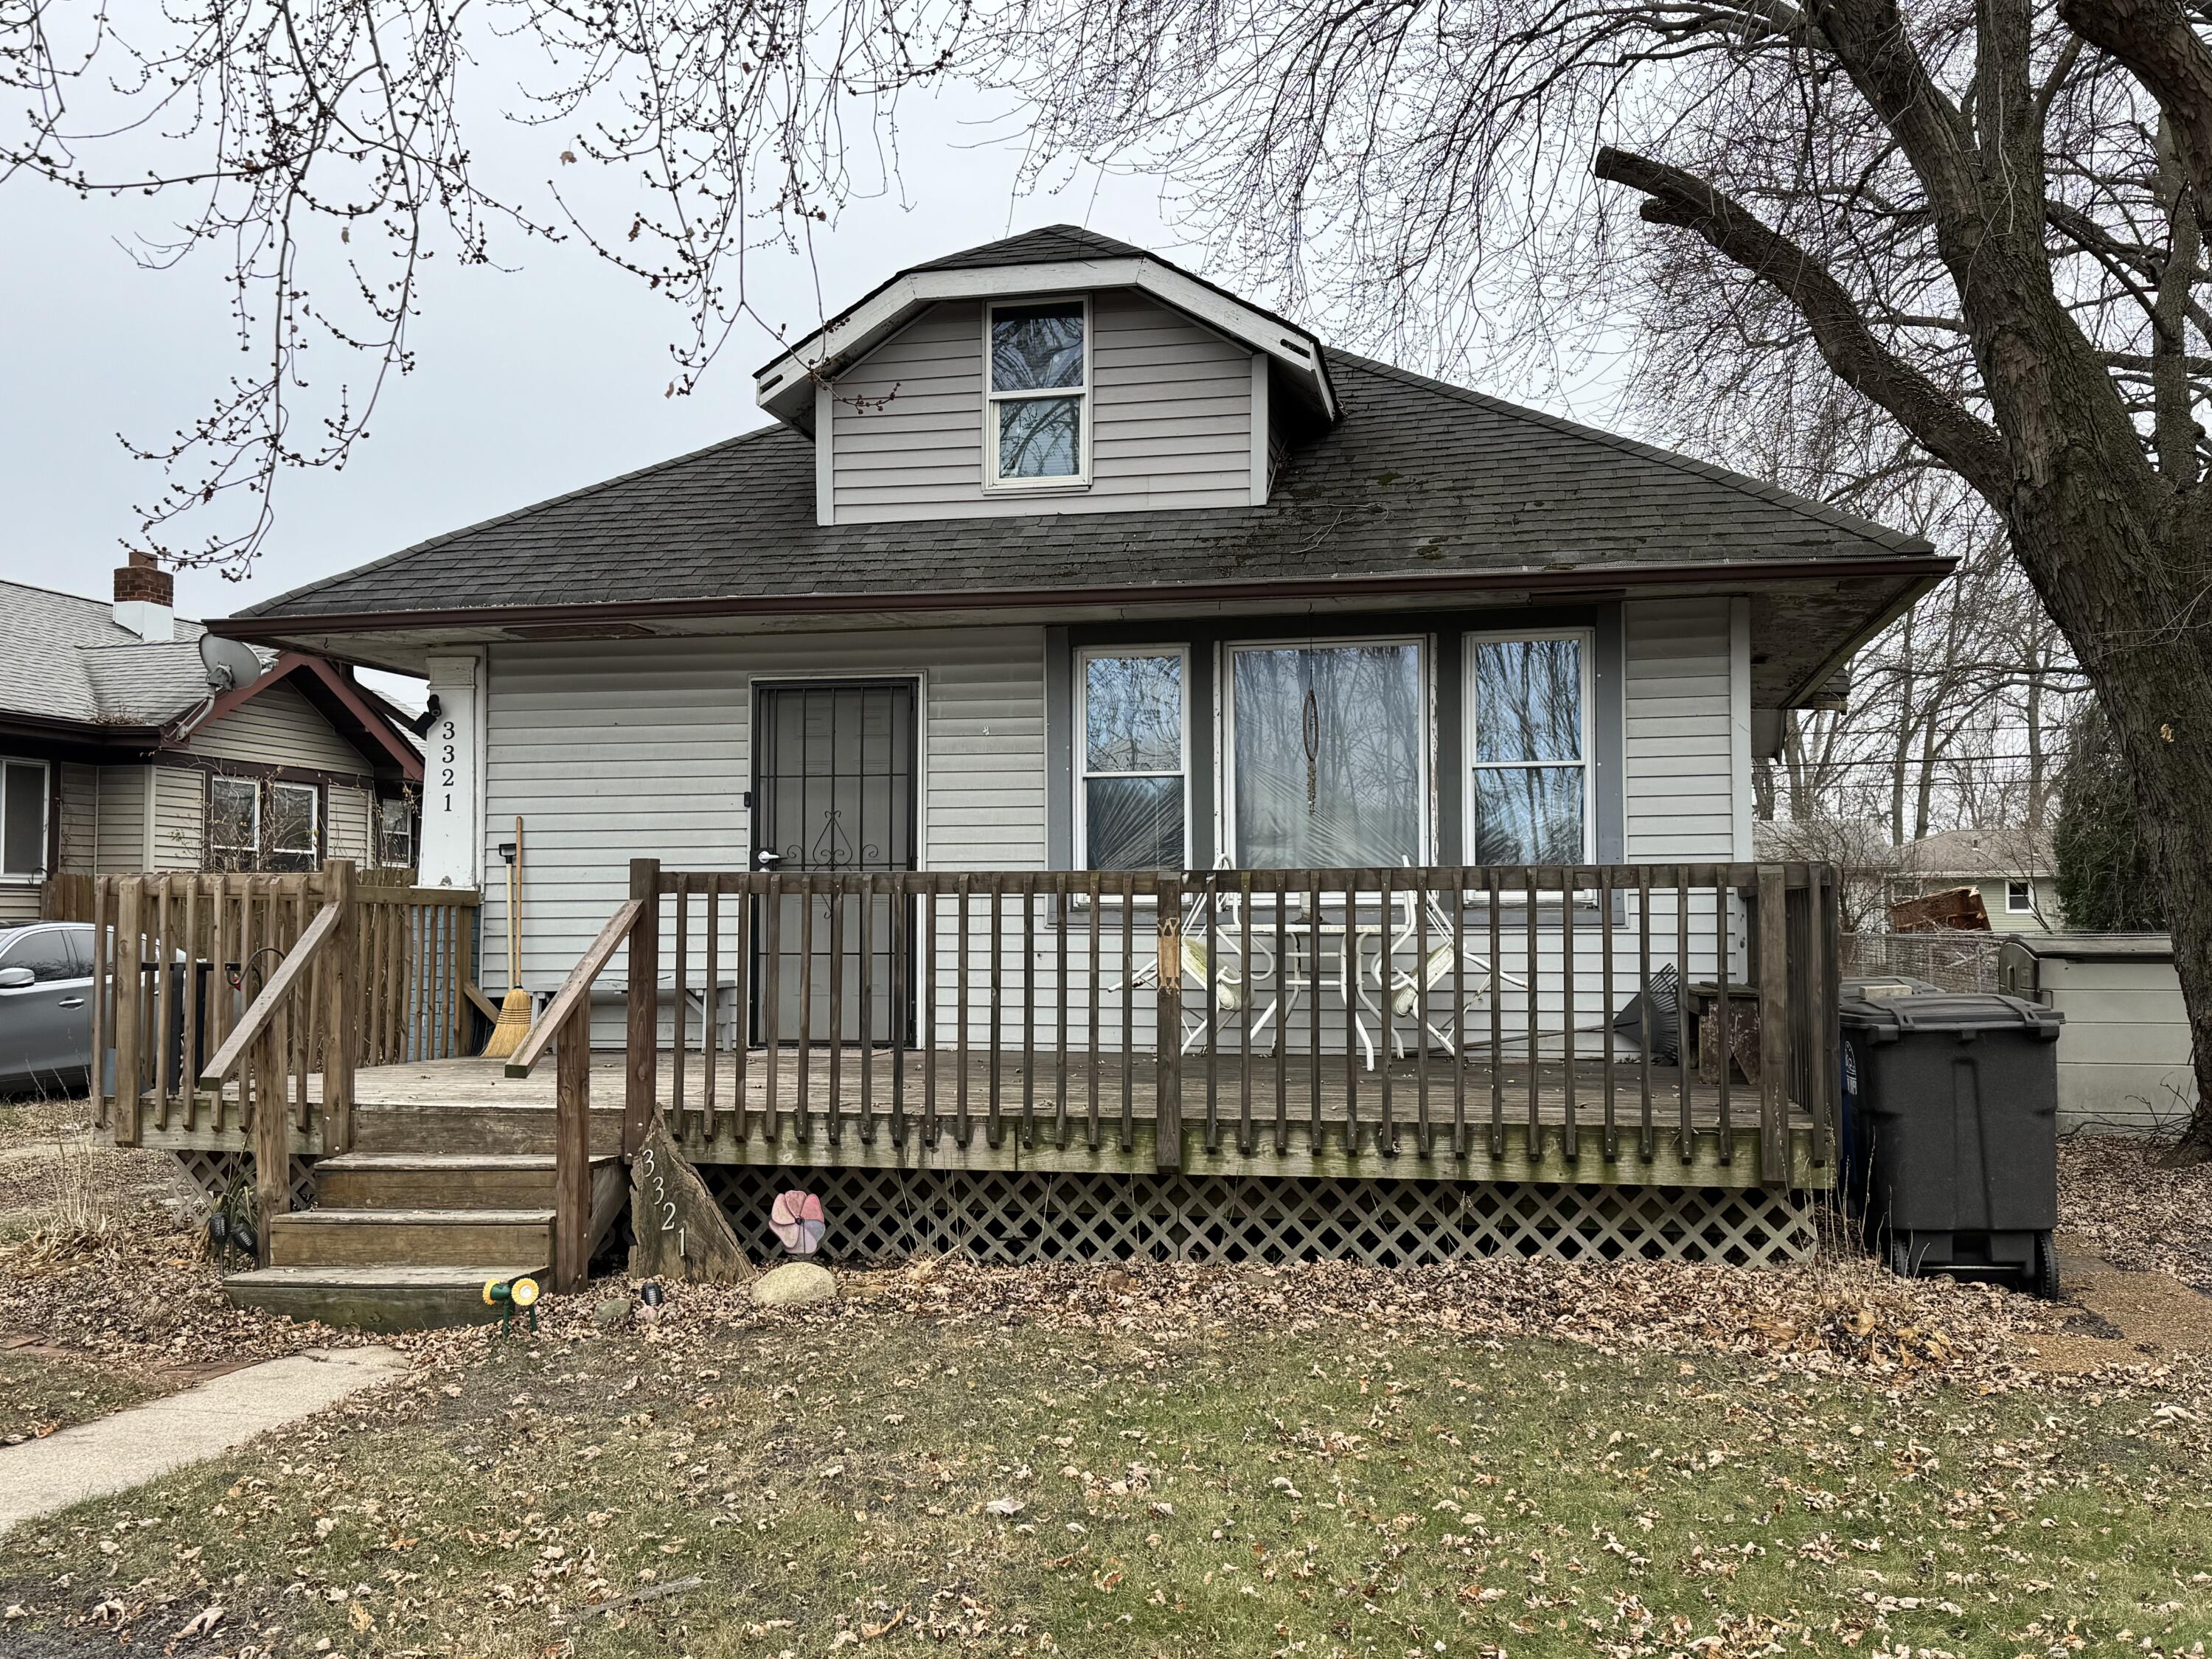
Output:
[1843, 930, 2002, 993]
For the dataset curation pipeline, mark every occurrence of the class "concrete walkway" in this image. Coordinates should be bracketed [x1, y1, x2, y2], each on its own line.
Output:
[0, 1346, 407, 1534]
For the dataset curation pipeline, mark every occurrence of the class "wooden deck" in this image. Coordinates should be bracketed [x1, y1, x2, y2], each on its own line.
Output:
[148, 1049, 1829, 1189]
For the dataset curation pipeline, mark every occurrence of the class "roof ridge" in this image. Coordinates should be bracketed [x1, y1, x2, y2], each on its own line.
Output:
[236, 424, 793, 619]
[1323, 347, 1933, 554]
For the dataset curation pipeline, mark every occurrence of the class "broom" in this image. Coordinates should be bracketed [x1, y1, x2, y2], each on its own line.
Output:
[481, 815, 534, 1059]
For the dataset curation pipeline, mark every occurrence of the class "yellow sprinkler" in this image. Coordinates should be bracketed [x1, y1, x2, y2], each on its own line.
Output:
[482, 1275, 541, 1335]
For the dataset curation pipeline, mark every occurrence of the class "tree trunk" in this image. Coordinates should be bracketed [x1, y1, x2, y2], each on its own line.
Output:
[2006, 500, 2212, 1157]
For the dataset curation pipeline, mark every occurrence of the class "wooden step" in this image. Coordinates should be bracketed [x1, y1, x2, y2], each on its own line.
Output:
[224, 1265, 552, 1332]
[350, 1103, 624, 1158]
[269, 1207, 554, 1269]
[313, 1152, 566, 1211]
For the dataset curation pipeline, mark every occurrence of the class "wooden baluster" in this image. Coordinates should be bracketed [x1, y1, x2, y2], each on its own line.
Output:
[1237, 868, 1253, 1157]
[1714, 871, 1732, 1152]
[859, 872, 876, 1144]
[1271, 869, 1287, 1157]
[922, 882, 937, 1148]
[1450, 868, 1467, 1161]
[1524, 868, 1540, 1150]
[1020, 875, 1035, 1149]
[89, 879, 111, 1132]
[1757, 865, 1790, 1186]
[625, 858, 661, 1158]
[1487, 867, 1504, 1158]
[797, 873, 815, 1141]
[254, 996, 287, 1265]
[294, 882, 313, 1130]
[887, 875, 905, 1147]
[1343, 877, 1359, 1155]
[703, 872, 721, 1140]
[1155, 872, 1183, 1172]
[240, 878, 260, 1130]
[327, 861, 358, 1155]
[1377, 867, 1394, 1157]
[734, 878, 753, 1144]
[956, 874, 972, 1147]
[1203, 866, 1219, 1154]
[1118, 875, 1134, 1152]
[1637, 867, 1655, 1161]
[1817, 867, 1841, 1170]
[1307, 872, 1322, 1150]
[1599, 867, 1616, 1162]
[453, 891, 475, 1060]
[765, 872, 784, 1144]
[1675, 866, 1693, 1161]
[1562, 866, 1578, 1162]
[1085, 872, 1102, 1151]
[1415, 867, 1431, 1159]
[554, 999, 591, 1292]
[672, 872, 690, 1133]
[1054, 874, 1069, 1149]
[827, 878, 846, 1144]
[986, 874, 1001, 1148]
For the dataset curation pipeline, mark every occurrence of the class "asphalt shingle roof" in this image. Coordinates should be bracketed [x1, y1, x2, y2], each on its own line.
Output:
[0, 580, 215, 727]
[243, 347, 1930, 624]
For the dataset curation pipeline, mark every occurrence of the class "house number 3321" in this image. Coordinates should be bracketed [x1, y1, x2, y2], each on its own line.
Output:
[439, 720, 457, 813]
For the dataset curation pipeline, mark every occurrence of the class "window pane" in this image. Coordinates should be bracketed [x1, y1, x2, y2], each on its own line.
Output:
[991, 304, 1084, 392]
[996, 396, 1081, 479]
[210, 778, 257, 850]
[0, 926, 77, 982]
[1472, 766, 1585, 863]
[1473, 637, 1583, 763]
[268, 785, 317, 854]
[1, 763, 41, 876]
[1086, 776, 1185, 870]
[1085, 655, 1182, 773]
[378, 799, 413, 867]
[1234, 644, 1422, 867]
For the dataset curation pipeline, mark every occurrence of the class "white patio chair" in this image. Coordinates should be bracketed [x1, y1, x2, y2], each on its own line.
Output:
[1380, 881, 1528, 1060]
[1102, 857, 1284, 1056]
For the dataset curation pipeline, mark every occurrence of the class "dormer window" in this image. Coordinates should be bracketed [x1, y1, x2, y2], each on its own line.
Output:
[987, 299, 1088, 487]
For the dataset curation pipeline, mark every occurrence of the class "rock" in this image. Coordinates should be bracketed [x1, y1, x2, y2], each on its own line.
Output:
[592, 1298, 630, 1331]
[628, 1117, 757, 1285]
[751, 1262, 838, 1308]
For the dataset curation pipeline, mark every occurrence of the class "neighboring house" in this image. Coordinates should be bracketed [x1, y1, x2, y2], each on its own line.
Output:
[0, 557, 426, 925]
[1753, 818, 1898, 936]
[1886, 827, 2060, 933]
[220, 224, 1953, 991]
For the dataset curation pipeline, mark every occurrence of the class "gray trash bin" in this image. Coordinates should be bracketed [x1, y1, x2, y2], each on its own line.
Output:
[1840, 991, 2065, 1296]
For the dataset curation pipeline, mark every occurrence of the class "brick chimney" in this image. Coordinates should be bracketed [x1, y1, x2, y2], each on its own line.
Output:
[113, 552, 175, 643]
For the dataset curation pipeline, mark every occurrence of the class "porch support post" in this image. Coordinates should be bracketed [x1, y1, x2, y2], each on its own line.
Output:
[1155, 874, 1183, 1172]
[555, 1001, 592, 1291]
[1755, 864, 1790, 1186]
[113, 878, 142, 1148]
[625, 858, 661, 1156]
[324, 858, 358, 1154]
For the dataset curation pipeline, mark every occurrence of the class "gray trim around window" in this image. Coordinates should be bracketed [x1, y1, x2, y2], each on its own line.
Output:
[1044, 603, 1624, 869]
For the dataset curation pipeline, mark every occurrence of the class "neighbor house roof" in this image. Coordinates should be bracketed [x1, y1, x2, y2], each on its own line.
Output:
[0, 578, 214, 728]
[1893, 828, 2056, 880]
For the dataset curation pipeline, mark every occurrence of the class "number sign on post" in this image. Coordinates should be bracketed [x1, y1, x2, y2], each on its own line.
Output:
[418, 654, 481, 889]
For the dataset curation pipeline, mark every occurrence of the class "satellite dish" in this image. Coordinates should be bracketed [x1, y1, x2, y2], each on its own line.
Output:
[199, 634, 267, 694]
[770, 1190, 826, 1256]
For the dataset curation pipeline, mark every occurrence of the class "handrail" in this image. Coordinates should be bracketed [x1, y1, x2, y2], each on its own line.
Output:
[507, 897, 644, 1078]
[196, 898, 344, 1088]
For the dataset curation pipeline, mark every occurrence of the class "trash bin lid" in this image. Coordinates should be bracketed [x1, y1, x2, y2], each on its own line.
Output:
[1838, 991, 2063, 1040]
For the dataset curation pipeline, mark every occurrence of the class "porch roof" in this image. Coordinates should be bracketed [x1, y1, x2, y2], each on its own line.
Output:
[223, 346, 1948, 705]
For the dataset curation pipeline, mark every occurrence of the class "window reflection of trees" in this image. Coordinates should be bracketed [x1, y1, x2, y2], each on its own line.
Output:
[1234, 644, 1422, 867]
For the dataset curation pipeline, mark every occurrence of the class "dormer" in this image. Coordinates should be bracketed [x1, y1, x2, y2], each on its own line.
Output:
[752, 226, 1337, 526]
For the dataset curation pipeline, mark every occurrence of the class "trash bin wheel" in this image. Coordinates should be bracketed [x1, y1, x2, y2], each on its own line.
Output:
[2031, 1232, 2061, 1301]
[1885, 1234, 1913, 1280]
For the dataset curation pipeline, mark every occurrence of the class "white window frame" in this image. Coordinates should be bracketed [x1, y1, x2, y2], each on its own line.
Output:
[1462, 627, 1596, 867]
[2005, 878, 2034, 914]
[0, 758, 49, 882]
[209, 775, 261, 863]
[1075, 645, 1192, 873]
[982, 295, 1092, 492]
[1221, 634, 1432, 870]
[268, 782, 321, 858]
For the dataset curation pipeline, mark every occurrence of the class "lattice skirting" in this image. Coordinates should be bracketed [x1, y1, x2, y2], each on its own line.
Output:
[701, 1166, 1818, 1268]
[170, 1152, 317, 1216]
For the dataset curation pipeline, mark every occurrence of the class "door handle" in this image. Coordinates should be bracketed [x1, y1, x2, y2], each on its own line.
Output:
[57, 998, 86, 1009]
[757, 850, 782, 868]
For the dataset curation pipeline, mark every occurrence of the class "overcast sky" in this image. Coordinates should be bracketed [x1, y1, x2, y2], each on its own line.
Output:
[0, 71, 1621, 700]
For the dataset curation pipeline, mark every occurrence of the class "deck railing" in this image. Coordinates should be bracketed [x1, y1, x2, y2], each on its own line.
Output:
[573, 860, 1838, 1189]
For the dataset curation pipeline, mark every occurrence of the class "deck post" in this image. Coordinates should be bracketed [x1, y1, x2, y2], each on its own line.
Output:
[555, 1001, 592, 1291]
[1755, 864, 1791, 1186]
[1155, 874, 1183, 1172]
[112, 878, 142, 1147]
[625, 858, 661, 1157]
[324, 859, 358, 1154]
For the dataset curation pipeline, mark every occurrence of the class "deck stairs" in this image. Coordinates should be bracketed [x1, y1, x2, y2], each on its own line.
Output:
[223, 1107, 625, 1332]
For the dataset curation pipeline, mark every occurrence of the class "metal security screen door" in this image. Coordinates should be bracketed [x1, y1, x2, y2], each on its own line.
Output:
[751, 681, 919, 1045]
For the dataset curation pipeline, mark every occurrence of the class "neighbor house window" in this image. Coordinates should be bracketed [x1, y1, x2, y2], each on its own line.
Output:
[209, 776, 260, 869]
[378, 797, 414, 869]
[986, 300, 1087, 487]
[2006, 879, 2034, 914]
[1, 759, 47, 879]
[1230, 641, 1425, 867]
[1467, 630, 1591, 864]
[266, 782, 320, 872]
[1079, 650, 1187, 869]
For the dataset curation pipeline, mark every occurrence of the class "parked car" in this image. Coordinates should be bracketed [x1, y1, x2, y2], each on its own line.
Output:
[0, 921, 94, 1097]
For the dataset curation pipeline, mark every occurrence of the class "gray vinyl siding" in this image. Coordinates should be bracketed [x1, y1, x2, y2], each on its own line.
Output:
[58, 763, 99, 876]
[1622, 598, 1736, 860]
[2000, 945, 2199, 1135]
[327, 784, 375, 862]
[187, 681, 363, 773]
[149, 767, 205, 869]
[479, 628, 1048, 1009]
[830, 292, 1254, 523]
[95, 767, 147, 874]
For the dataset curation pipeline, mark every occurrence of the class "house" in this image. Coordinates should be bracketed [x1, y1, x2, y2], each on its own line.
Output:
[1886, 827, 2060, 933]
[0, 557, 426, 925]
[135, 226, 1955, 1318]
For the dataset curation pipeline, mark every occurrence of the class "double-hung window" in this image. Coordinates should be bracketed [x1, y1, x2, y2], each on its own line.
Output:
[378, 797, 414, 869]
[1230, 641, 1425, 867]
[266, 782, 320, 872]
[1079, 649, 1187, 869]
[2006, 879, 2034, 914]
[986, 300, 1087, 487]
[209, 777, 260, 870]
[209, 776, 321, 872]
[1466, 630, 1591, 864]
[1, 759, 47, 880]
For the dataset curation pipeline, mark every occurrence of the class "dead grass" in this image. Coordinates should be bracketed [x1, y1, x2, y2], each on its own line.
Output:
[2059, 1134, 2212, 1293]
[0, 1346, 167, 1444]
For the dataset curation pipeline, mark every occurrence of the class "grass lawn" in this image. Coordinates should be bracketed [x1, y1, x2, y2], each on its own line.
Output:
[1, 1274, 2208, 1659]
[0, 1349, 165, 1444]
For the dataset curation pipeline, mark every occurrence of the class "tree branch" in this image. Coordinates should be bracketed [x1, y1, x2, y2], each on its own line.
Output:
[1594, 146, 2012, 500]
[2059, 0, 2212, 205]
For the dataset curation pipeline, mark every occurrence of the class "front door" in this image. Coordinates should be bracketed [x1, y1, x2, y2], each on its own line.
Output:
[751, 680, 918, 1045]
